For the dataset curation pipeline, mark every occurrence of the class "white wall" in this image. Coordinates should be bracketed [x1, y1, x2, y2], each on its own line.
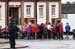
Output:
[9, 2, 20, 6]
[37, 2, 46, 24]
[62, 14, 75, 32]
[24, 2, 34, 18]
[0, 2, 5, 28]
[18, 8, 21, 25]
[49, 2, 59, 23]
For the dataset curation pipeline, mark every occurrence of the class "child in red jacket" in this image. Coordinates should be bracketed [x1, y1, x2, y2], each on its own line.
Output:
[32, 25, 39, 39]
[52, 23, 56, 39]
[0, 26, 2, 38]
[59, 23, 64, 39]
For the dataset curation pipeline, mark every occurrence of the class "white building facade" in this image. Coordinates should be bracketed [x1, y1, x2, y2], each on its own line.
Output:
[0, 0, 61, 28]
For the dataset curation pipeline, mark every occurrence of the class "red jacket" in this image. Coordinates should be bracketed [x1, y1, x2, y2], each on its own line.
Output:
[52, 25, 56, 33]
[32, 25, 38, 33]
[0, 26, 2, 32]
[0, 29, 1, 32]
[59, 25, 63, 33]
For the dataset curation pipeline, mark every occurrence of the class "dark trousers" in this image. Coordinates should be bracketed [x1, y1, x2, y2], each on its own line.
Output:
[10, 38, 15, 48]
[42, 33, 47, 39]
[56, 32, 59, 39]
[59, 33, 63, 39]
[37, 32, 41, 39]
[26, 33, 32, 39]
[22, 32, 27, 39]
[0, 32, 2, 38]
[37, 31, 43, 39]
[47, 30, 51, 39]
[53, 32, 56, 39]
[32, 33, 37, 39]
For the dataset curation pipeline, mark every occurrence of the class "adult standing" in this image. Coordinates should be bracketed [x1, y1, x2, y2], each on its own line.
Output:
[9, 18, 18, 48]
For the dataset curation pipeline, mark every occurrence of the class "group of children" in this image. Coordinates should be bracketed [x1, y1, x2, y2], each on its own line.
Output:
[20, 21, 71, 40]
[0, 21, 71, 40]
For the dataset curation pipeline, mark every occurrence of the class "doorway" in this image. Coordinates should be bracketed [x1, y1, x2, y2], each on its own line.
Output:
[52, 19, 56, 25]
[9, 7, 19, 25]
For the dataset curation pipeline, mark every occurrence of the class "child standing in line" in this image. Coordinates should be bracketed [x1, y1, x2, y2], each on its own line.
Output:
[0, 26, 2, 38]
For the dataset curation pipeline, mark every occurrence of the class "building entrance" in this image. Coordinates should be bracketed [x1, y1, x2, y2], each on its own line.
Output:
[9, 7, 19, 25]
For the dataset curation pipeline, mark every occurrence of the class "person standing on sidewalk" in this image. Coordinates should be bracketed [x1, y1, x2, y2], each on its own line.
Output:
[43, 24, 47, 39]
[26, 25, 32, 39]
[59, 23, 64, 39]
[65, 22, 71, 39]
[52, 23, 56, 39]
[32, 24, 39, 39]
[22, 23, 27, 39]
[9, 18, 18, 49]
[47, 22, 52, 39]
[0, 26, 2, 38]
[56, 21, 60, 39]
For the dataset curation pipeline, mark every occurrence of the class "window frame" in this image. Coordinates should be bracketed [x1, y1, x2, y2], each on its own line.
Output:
[26, 5, 31, 17]
[39, 5, 44, 18]
[62, 14, 68, 19]
[51, 5, 56, 17]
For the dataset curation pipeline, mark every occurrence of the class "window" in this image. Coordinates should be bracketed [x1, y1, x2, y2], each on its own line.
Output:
[39, 5, 43, 17]
[26, 5, 31, 17]
[0, 6, 1, 20]
[62, 14, 68, 19]
[51, 5, 56, 17]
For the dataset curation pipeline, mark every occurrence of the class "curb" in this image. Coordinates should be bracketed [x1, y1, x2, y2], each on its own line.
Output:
[0, 46, 29, 49]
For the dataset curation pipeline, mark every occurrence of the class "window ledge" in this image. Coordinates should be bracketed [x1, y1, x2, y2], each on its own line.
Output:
[39, 16, 44, 18]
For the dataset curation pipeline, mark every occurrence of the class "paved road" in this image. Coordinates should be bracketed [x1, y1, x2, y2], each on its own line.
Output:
[0, 35, 75, 49]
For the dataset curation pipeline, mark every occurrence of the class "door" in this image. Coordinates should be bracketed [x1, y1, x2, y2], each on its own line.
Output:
[9, 7, 19, 25]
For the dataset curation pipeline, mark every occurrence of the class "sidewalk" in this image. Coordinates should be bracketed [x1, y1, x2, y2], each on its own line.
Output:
[0, 42, 28, 49]
[0, 35, 74, 49]
[0, 39, 75, 49]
